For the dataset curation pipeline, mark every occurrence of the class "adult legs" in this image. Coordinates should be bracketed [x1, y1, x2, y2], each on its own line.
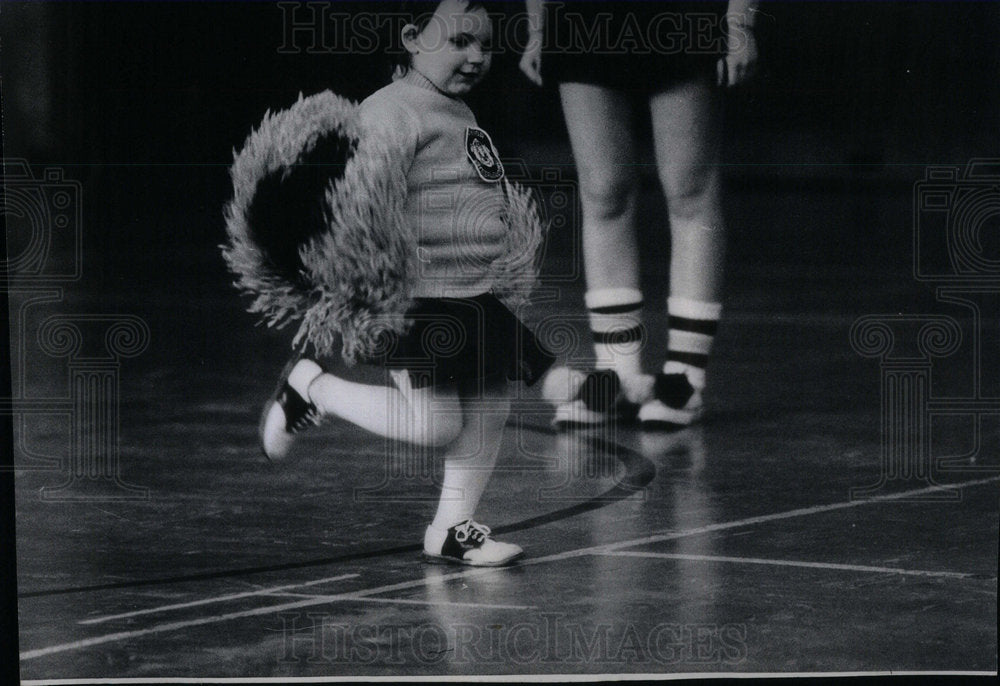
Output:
[559, 83, 647, 397]
[559, 82, 641, 292]
[641, 75, 725, 426]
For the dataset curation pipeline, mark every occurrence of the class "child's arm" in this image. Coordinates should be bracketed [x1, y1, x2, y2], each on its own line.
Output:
[518, 0, 545, 86]
[719, 0, 760, 87]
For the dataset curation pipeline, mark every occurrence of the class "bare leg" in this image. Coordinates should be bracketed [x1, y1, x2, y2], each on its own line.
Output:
[559, 83, 646, 392]
[649, 76, 725, 303]
[308, 369, 463, 448]
[559, 83, 641, 291]
[639, 76, 725, 426]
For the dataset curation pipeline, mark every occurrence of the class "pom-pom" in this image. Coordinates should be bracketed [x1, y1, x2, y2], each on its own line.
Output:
[221, 90, 413, 363]
[489, 180, 547, 312]
[541, 365, 587, 404]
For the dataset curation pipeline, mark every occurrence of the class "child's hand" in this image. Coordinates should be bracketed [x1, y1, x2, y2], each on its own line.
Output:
[717, 17, 759, 87]
[519, 33, 544, 86]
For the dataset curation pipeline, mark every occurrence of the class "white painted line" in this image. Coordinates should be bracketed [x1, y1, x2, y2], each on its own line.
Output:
[268, 591, 537, 610]
[22, 475, 1000, 661]
[590, 475, 1000, 556]
[24, 595, 378, 661]
[595, 551, 981, 579]
[19, 671, 1000, 685]
[79, 574, 359, 625]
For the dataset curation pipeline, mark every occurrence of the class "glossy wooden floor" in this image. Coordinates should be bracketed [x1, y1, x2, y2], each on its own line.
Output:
[13, 169, 999, 679]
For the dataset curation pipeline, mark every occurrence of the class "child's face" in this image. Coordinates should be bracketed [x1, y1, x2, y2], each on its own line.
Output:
[404, 0, 493, 96]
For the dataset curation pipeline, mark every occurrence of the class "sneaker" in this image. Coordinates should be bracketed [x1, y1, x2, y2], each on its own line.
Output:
[638, 370, 703, 430]
[259, 356, 324, 461]
[423, 520, 523, 567]
[551, 369, 643, 428]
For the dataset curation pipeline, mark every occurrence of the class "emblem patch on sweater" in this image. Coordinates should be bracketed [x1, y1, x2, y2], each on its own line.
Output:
[465, 127, 504, 183]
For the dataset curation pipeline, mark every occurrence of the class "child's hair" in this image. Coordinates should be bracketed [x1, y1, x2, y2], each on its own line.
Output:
[387, 0, 490, 78]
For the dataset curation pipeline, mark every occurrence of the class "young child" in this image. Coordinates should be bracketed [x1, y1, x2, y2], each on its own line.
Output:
[223, 0, 553, 566]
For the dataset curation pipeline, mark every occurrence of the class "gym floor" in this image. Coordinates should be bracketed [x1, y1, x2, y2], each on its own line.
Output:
[12, 165, 999, 679]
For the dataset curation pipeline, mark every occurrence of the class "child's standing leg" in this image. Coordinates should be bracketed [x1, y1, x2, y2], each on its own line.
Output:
[639, 76, 725, 428]
[423, 376, 522, 566]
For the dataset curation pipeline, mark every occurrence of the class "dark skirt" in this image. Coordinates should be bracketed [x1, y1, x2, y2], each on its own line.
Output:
[376, 293, 555, 389]
[544, 1, 726, 92]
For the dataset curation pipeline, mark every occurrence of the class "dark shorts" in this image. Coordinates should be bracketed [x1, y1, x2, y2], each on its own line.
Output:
[378, 293, 556, 389]
[545, 2, 726, 93]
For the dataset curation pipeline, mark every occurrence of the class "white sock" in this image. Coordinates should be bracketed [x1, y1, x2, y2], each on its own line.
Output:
[586, 287, 644, 380]
[430, 405, 508, 531]
[430, 462, 491, 531]
[664, 296, 721, 390]
[287, 359, 323, 398]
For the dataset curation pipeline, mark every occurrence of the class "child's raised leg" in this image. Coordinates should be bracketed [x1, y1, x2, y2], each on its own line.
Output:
[260, 358, 463, 461]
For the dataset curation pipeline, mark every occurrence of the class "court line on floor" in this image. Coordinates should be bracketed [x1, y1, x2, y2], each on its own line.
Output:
[590, 475, 1000, 556]
[79, 574, 360, 626]
[22, 474, 998, 662]
[593, 551, 982, 579]
[268, 591, 536, 610]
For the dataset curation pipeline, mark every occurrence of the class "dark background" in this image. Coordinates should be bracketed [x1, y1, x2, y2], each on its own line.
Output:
[4, 1, 999, 201]
[5, 1, 999, 161]
[5, 1, 998, 299]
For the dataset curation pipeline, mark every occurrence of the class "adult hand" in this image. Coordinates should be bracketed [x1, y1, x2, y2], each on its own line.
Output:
[519, 33, 544, 86]
[717, 20, 758, 87]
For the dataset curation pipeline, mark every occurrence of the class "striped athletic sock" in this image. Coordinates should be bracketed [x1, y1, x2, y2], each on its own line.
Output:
[586, 288, 644, 381]
[664, 296, 721, 390]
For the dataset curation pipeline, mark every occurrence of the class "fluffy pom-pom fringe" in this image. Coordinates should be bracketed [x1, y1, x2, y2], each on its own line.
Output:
[221, 91, 414, 363]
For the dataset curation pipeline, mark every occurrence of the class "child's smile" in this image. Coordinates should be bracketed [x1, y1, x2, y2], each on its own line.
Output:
[406, 0, 493, 96]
